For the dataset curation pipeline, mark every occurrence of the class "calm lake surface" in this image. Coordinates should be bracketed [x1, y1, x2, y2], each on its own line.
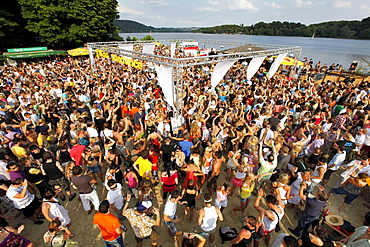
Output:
[121, 32, 370, 72]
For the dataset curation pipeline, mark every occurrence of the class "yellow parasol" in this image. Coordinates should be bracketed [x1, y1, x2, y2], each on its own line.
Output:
[271, 56, 304, 67]
[67, 48, 89, 56]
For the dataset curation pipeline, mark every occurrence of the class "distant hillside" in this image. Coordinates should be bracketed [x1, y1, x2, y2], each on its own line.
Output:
[114, 20, 193, 33]
[114, 20, 155, 33]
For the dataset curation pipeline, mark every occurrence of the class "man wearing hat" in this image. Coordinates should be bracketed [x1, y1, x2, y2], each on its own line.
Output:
[289, 183, 328, 237]
[122, 195, 160, 247]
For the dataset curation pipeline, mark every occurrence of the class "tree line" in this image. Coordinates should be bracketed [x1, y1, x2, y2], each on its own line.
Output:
[0, 0, 121, 50]
[196, 17, 370, 39]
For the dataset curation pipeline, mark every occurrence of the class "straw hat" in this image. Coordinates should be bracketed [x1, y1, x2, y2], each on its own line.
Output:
[325, 215, 344, 226]
[248, 136, 258, 146]
[205, 147, 213, 153]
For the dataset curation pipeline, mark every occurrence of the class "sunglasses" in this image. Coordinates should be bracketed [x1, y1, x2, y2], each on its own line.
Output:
[110, 184, 117, 190]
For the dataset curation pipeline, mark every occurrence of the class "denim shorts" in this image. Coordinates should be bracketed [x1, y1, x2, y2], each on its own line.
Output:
[163, 214, 178, 235]
[88, 165, 101, 173]
[240, 195, 251, 203]
[330, 187, 359, 205]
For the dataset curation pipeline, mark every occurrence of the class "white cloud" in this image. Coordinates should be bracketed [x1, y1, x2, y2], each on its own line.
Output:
[361, 4, 370, 11]
[264, 2, 284, 9]
[333, 0, 351, 8]
[294, 0, 312, 7]
[196, 7, 221, 11]
[117, 5, 145, 16]
[137, 0, 172, 5]
[209, 0, 220, 5]
[229, 0, 258, 10]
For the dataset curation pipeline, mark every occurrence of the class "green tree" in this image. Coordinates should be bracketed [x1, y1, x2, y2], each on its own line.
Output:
[18, 0, 120, 48]
[126, 35, 138, 41]
[140, 35, 155, 41]
[0, 2, 33, 48]
[340, 26, 352, 38]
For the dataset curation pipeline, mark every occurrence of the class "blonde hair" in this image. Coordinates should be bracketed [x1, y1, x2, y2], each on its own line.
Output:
[279, 173, 289, 185]
[242, 173, 255, 187]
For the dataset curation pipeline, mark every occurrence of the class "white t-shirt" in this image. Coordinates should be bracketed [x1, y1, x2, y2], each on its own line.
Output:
[0, 161, 10, 181]
[87, 127, 99, 138]
[106, 183, 124, 210]
[6, 186, 34, 209]
[328, 151, 347, 171]
[163, 197, 177, 219]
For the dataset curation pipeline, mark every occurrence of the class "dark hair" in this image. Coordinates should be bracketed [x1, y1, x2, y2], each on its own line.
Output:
[215, 150, 223, 159]
[44, 189, 56, 200]
[314, 225, 328, 239]
[204, 193, 212, 203]
[48, 219, 62, 232]
[140, 150, 149, 159]
[187, 180, 195, 190]
[267, 154, 274, 162]
[12, 177, 24, 185]
[266, 195, 278, 205]
[317, 190, 329, 201]
[107, 179, 116, 187]
[318, 157, 327, 163]
[29, 145, 39, 151]
[170, 190, 180, 199]
[6, 161, 17, 170]
[99, 200, 110, 213]
[72, 166, 83, 175]
[43, 151, 53, 160]
[12, 138, 21, 145]
[283, 236, 299, 247]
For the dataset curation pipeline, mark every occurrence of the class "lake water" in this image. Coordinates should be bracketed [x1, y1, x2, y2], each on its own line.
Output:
[120, 32, 370, 72]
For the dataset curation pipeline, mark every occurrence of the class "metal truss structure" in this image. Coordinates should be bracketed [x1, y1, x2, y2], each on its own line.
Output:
[87, 39, 302, 68]
[87, 39, 302, 120]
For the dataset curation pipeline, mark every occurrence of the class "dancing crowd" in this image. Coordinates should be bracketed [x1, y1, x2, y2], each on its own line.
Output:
[0, 49, 369, 247]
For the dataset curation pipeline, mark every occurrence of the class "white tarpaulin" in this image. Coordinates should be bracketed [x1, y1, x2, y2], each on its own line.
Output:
[88, 47, 95, 66]
[267, 53, 287, 79]
[155, 65, 174, 108]
[170, 42, 176, 57]
[210, 60, 237, 88]
[246, 56, 265, 81]
[119, 44, 133, 51]
[143, 43, 155, 54]
[119, 44, 134, 60]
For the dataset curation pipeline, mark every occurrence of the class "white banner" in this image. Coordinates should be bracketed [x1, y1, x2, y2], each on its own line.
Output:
[143, 43, 155, 54]
[155, 65, 175, 108]
[119, 44, 133, 51]
[119, 44, 134, 60]
[88, 47, 95, 66]
[210, 60, 237, 88]
[268, 53, 287, 79]
[246, 56, 265, 81]
[170, 42, 176, 57]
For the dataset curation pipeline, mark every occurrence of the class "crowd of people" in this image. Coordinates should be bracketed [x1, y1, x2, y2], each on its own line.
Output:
[0, 47, 369, 247]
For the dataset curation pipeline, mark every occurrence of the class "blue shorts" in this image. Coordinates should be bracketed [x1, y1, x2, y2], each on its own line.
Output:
[330, 187, 359, 205]
[240, 196, 251, 202]
[88, 165, 101, 173]
[163, 214, 178, 235]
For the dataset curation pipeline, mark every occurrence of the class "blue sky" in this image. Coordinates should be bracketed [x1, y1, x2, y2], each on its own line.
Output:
[117, 0, 370, 27]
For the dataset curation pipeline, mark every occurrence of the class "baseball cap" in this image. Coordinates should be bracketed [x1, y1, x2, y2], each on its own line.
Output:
[137, 201, 152, 211]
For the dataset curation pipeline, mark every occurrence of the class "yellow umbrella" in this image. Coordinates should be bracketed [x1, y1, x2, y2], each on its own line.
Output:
[271, 56, 304, 67]
[67, 48, 89, 56]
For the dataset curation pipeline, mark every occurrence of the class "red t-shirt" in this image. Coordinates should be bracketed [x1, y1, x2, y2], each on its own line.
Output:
[93, 212, 120, 241]
[70, 144, 86, 166]
[149, 152, 159, 171]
